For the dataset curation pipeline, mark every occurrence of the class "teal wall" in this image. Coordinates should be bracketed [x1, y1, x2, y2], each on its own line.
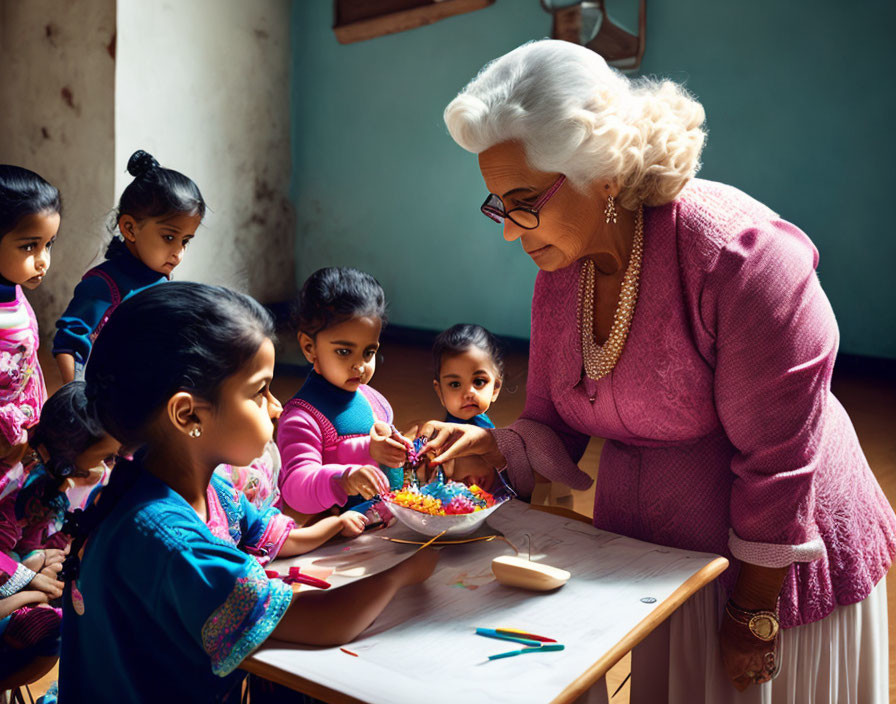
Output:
[291, 1, 896, 358]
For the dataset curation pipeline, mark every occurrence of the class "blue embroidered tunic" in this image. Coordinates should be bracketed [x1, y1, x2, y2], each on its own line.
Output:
[52, 238, 167, 365]
[58, 463, 292, 703]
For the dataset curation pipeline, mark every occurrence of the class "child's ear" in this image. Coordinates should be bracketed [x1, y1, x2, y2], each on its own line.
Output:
[432, 379, 445, 407]
[297, 332, 316, 365]
[166, 392, 207, 438]
[491, 378, 502, 403]
[118, 214, 138, 242]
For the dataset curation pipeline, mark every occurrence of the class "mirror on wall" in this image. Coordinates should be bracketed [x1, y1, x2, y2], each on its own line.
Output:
[541, 0, 646, 71]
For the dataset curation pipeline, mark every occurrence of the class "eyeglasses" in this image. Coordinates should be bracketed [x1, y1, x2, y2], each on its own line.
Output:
[480, 174, 566, 230]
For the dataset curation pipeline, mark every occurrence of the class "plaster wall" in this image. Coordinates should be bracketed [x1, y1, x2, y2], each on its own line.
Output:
[116, 0, 295, 301]
[0, 0, 116, 337]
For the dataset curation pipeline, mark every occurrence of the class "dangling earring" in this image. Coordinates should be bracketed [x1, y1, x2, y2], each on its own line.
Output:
[189, 426, 202, 438]
[604, 194, 618, 224]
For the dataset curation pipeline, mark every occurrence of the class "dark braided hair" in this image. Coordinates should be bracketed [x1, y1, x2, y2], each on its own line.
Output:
[60, 282, 274, 582]
[432, 323, 504, 380]
[106, 149, 205, 256]
[295, 267, 387, 337]
[29, 382, 106, 481]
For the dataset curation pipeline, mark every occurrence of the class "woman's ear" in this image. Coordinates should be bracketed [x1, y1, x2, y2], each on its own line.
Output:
[432, 379, 445, 407]
[119, 214, 138, 242]
[298, 332, 317, 365]
[589, 179, 621, 200]
[166, 391, 208, 438]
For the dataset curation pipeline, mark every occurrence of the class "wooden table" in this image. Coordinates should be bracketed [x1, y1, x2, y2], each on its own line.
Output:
[243, 501, 728, 704]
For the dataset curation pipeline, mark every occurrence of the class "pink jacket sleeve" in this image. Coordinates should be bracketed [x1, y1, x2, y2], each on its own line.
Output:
[276, 403, 372, 514]
[493, 274, 594, 499]
[704, 220, 829, 567]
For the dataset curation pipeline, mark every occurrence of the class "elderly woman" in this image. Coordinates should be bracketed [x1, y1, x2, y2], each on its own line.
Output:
[422, 40, 896, 703]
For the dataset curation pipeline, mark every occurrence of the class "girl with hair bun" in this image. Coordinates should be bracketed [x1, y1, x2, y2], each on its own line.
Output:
[424, 39, 896, 702]
[53, 149, 206, 383]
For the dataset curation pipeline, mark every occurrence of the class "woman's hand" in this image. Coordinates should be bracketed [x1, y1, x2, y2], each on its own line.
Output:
[369, 422, 410, 468]
[719, 604, 779, 690]
[338, 465, 389, 499]
[415, 420, 505, 469]
[720, 562, 786, 690]
[339, 511, 367, 538]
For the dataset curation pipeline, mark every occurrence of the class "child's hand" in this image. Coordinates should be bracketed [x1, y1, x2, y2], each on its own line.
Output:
[29, 572, 64, 600]
[339, 511, 367, 537]
[339, 465, 389, 499]
[22, 549, 66, 578]
[368, 422, 410, 468]
[0, 438, 29, 466]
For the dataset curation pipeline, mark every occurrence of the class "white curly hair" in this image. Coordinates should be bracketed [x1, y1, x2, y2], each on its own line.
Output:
[444, 40, 706, 210]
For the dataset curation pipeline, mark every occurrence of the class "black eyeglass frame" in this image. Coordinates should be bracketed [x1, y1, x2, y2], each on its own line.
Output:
[480, 174, 567, 230]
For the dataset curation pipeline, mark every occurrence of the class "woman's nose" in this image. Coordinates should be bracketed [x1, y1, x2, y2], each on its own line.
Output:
[502, 221, 523, 242]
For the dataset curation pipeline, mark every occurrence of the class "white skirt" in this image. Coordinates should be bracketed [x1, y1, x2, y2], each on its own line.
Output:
[578, 578, 888, 704]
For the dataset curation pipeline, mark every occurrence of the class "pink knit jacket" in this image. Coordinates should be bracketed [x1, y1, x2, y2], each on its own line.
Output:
[494, 179, 896, 629]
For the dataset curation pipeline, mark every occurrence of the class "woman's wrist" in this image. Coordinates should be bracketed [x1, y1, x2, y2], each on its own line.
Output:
[731, 562, 787, 611]
[483, 430, 506, 469]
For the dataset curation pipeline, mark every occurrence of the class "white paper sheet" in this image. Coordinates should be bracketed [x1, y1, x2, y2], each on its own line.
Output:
[250, 500, 722, 704]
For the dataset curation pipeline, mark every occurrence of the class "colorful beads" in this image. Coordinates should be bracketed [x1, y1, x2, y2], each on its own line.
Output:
[384, 480, 498, 516]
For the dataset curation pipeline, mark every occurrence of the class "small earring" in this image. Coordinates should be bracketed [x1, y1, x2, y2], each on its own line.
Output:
[604, 194, 618, 224]
[189, 426, 202, 438]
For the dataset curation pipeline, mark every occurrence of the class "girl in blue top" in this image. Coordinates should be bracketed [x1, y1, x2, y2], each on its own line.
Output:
[53, 150, 206, 383]
[56, 283, 438, 704]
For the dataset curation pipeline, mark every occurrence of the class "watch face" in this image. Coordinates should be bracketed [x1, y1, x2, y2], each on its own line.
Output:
[749, 614, 779, 641]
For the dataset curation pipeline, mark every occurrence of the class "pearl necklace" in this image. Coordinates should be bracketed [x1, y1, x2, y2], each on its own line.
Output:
[577, 204, 644, 381]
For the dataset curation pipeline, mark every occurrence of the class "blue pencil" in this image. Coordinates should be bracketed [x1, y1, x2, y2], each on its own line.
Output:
[488, 644, 565, 660]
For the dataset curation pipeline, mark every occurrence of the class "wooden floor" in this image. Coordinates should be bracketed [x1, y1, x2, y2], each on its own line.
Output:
[24, 344, 896, 702]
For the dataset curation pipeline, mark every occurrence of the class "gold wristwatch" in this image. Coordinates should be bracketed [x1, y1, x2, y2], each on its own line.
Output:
[725, 601, 780, 641]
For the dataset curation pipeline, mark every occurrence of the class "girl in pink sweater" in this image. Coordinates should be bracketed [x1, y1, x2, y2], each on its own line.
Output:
[277, 267, 409, 516]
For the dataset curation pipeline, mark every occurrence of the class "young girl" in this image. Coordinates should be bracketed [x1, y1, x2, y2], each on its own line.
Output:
[432, 323, 503, 429]
[429, 324, 504, 492]
[0, 165, 59, 467]
[0, 382, 121, 561]
[277, 267, 409, 517]
[57, 282, 437, 702]
[53, 149, 206, 383]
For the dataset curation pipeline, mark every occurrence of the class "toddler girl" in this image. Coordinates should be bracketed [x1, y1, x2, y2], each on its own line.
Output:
[53, 149, 205, 383]
[432, 323, 503, 428]
[277, 267, 408, 516]
[0, 165, 59, 467]
[431, 324, 504, 491]
[0, 382, 120, 561]
[57, 282, 436, 702]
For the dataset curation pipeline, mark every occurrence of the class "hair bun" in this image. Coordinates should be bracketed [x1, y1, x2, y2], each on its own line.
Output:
[127, 150, 160, 178]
